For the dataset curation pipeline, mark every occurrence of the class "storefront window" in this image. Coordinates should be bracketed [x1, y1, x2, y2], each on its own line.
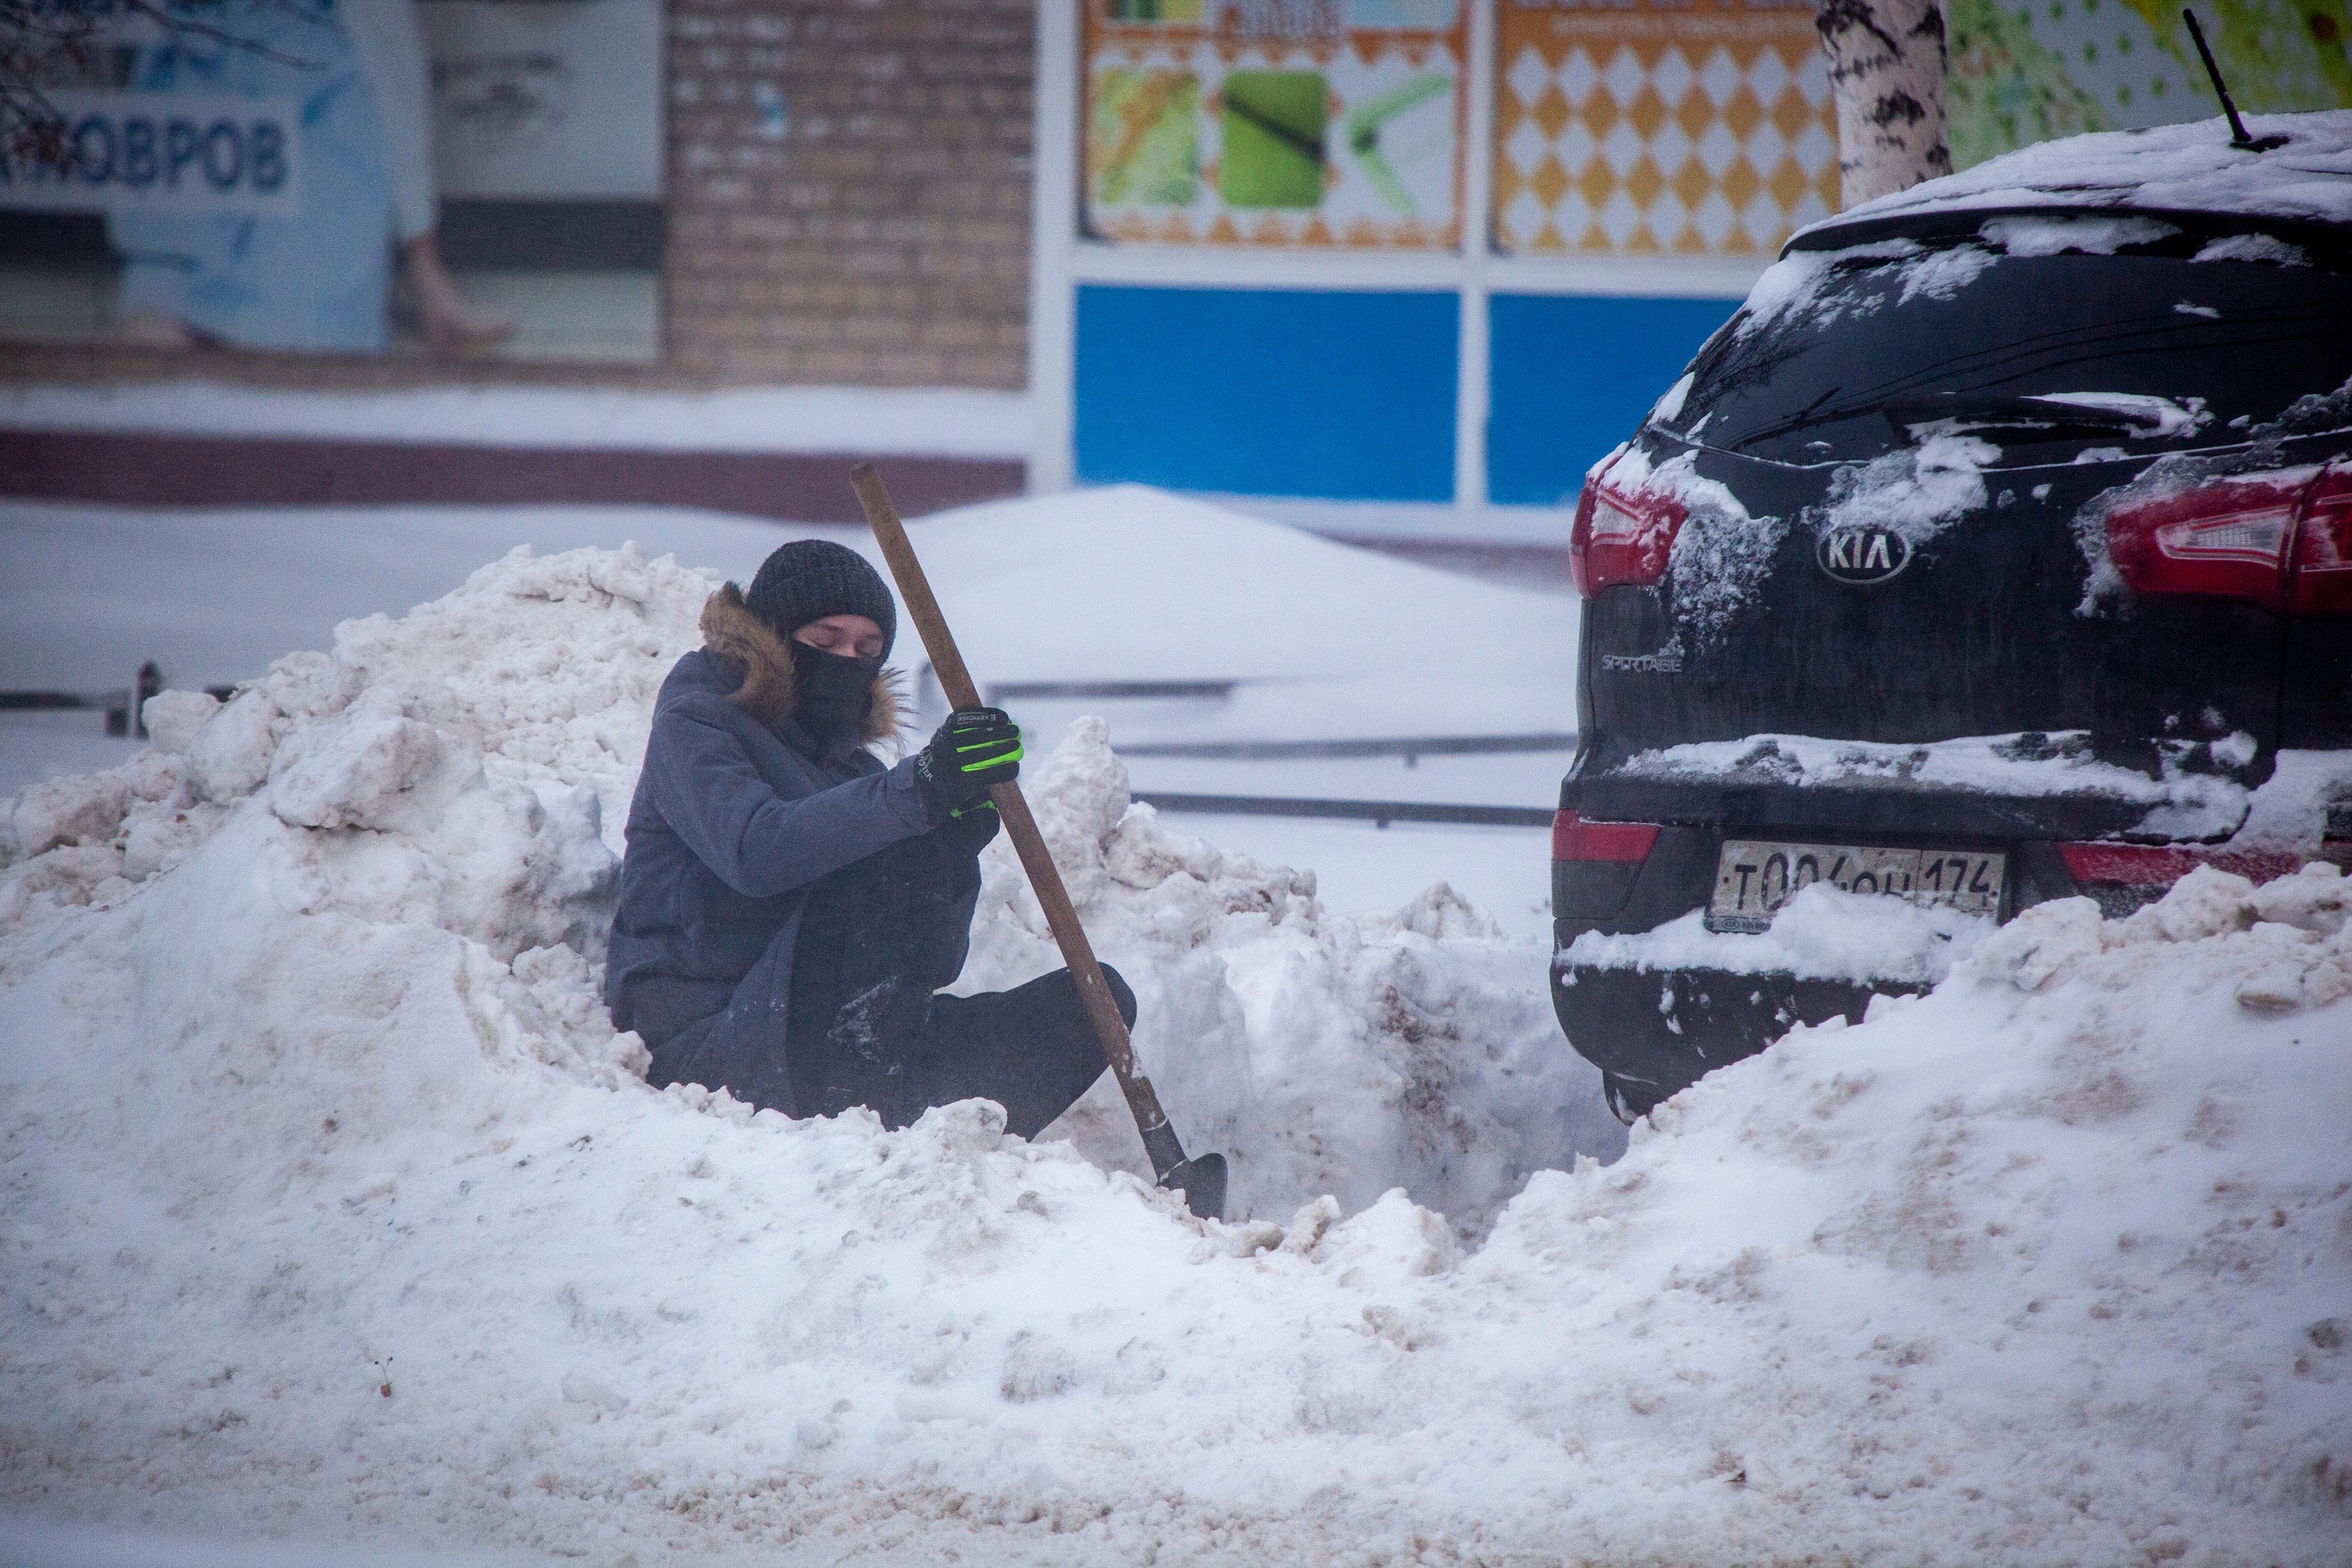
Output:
[0, 0, 662, 363]
[1944, 0, 2352, 170]
[1491, 0, 1835, 258]
[1084, 1, 1469, 249]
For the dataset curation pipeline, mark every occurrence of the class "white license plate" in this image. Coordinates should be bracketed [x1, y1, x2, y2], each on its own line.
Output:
[1707, 840, 2006, 932]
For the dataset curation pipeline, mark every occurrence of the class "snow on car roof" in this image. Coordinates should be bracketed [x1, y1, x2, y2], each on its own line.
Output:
[1792, 109, 2352, 249]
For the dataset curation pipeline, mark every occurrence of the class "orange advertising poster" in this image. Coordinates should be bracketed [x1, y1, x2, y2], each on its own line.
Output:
[1085, 2, 1469, 250]
[1494, 0, 1838, 258]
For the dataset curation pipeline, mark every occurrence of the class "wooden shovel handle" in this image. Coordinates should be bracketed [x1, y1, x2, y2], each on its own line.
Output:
[850, 464, 1172, 1137]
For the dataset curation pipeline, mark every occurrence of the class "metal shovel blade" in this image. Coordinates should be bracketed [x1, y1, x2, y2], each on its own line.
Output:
[1162, 1152, 1227, 1222]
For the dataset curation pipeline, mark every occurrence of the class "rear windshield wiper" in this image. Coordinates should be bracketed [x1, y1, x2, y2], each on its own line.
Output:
[1719, 389, 2165, 453]
[1716, 386, 1871, 451]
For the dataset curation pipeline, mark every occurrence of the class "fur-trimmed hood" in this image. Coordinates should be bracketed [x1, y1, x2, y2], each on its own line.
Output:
[699, 583, 903, 744]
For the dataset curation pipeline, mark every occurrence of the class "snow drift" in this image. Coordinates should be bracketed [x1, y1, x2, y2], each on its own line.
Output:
[3, 547, 2347, 1564]
[0, 542, 1614, 1230]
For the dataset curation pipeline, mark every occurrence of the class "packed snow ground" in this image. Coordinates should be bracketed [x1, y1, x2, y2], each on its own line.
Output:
[4, 547, 2347, 1564]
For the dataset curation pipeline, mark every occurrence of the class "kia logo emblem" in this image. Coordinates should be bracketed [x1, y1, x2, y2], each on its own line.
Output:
[1816, 526, 1912, 584]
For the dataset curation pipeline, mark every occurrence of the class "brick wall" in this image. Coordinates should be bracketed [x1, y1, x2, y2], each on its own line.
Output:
[665, 0, 1036, 389]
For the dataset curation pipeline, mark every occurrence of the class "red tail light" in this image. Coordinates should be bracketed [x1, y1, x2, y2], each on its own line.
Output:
[2057, 841, 2306, 887]
[1553, 809, 1661, 863]
[2291, 465, 2352, 615]
[1570, 478, 1685, 597]
[2105, 461, 2352, 617]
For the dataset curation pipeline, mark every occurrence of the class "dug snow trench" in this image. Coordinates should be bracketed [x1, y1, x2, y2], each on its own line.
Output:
[3, 547, 2347, 1565]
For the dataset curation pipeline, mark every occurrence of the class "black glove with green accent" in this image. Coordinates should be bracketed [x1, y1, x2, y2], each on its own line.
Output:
[914, 707, 1023, 824]
[933, 795, 1002, 854]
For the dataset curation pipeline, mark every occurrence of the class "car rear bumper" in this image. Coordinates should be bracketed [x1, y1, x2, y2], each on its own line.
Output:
[1550, 962, 1917, 1119]
[1549, 772, 2350, 1118]
[1549, 809, 2050, 1119]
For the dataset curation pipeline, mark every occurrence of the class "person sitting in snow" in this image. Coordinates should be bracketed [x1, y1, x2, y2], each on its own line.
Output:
[604, 539, 1132, 1133]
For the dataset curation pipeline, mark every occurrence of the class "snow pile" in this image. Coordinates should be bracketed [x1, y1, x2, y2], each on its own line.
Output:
[1973, 861, 2352, 1009]
[1814, 108, 2352, 231]
[1560, 882, 1992, 986]
[0, 543, 698, 965]
[944, 718, 1619, 1227]
[4, 743, 2348, 1562]
[0, 543, 1612, 1236]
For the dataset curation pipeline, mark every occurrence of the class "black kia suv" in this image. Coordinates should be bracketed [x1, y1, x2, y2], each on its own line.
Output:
[1551, 113, 2352, 1122]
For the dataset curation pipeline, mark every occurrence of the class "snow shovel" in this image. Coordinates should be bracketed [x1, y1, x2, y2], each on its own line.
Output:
[851, 464, 1228, 1222]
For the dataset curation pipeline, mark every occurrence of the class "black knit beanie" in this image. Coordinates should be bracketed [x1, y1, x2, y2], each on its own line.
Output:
[742, 539, 897, 656]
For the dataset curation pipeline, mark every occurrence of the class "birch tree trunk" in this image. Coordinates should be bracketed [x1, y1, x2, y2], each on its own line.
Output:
[1816, 0, 1952, 207]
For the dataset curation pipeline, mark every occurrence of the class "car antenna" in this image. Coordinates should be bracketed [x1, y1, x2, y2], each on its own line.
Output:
[2181, 9, 2288, 151]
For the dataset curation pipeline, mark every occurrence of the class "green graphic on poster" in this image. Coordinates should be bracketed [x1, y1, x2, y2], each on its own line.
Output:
[1947, 0, 2352, 168]
[1220, 72, 1329, 208]
[1083, 0, 1465, 249]
[1347, 73, 1455, 213]
[1105, 0, 1209, 17]
[1093, 71, 1203, 206]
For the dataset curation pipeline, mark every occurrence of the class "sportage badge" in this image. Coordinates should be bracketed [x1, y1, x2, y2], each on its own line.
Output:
[1815, 525, 1912, 584]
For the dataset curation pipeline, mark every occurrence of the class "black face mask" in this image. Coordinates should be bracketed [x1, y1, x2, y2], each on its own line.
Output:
[793, 646, 883, 743]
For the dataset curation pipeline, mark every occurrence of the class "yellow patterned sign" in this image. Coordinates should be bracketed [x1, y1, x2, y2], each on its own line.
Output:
[1494, 0, 1838, 258]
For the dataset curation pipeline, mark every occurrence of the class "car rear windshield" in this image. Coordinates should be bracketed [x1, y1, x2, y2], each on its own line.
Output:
[1660, 219, 2352, 466]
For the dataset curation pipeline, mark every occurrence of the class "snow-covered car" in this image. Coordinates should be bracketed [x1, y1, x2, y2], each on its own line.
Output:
[1552, 110, 2352, 1122]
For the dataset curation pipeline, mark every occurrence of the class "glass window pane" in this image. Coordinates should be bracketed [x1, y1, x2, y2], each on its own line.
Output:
[1492, 0, 1836, 259]
[1084, 1, 1468, 251]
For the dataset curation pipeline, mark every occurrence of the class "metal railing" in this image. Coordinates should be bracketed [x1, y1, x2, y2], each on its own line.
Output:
[1134, 793, 1555, 829]
[1119, 731, 1576, 761]
[987, 679, 1239, 703]
[0, 658, 1566, 831]
[0, 663, 236, 740]
[0, 660, 165, 739]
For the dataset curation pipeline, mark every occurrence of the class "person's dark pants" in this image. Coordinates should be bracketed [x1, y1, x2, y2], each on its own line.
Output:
[788, 965, 1131, 1139]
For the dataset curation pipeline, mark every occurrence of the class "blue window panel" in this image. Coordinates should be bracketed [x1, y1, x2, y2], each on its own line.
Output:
[1075, 285, 1458, 502]
[1486, 293, 1740, 508]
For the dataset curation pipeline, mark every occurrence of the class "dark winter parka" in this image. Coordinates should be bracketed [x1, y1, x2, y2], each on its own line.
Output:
[603, 586, 971, 1111]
